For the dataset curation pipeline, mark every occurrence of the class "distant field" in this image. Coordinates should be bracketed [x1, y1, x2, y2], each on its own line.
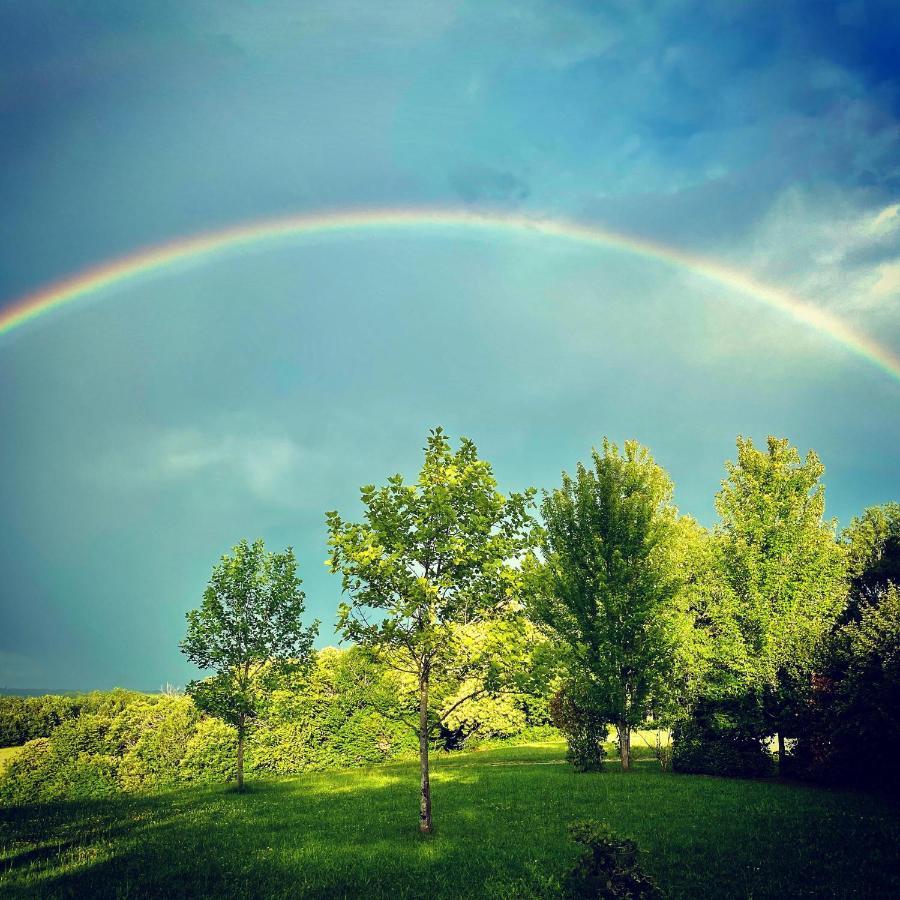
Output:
[0, 746, 21, 770]
[1, 740, 898, 898]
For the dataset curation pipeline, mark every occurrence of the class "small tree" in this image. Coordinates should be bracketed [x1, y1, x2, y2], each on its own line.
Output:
[180, 539, 318, 791]
[714, 437, 846, 764]
[531, 440, 682, 771]
[327, 428, 535, 833]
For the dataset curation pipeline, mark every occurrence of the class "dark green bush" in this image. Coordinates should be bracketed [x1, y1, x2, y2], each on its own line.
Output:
[564, 820, 662, 899]
[672, 696, 772, 778]
[550, 684, 608, 772]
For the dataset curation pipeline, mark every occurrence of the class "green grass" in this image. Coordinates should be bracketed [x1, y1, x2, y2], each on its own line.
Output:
[0, 747, 22, 770]
[1, 741, 898, 898]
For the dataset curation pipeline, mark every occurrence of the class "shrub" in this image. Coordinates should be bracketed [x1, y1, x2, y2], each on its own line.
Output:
[787, 586, 900, 788]
[0, 739, 55, 805]
[564, 820, 662, 899]
[112, 696, 198, 790]
[672, 696, 772, 778]
[180, 718, 238, 784]
[550, 685, 608, 772]
[49, 713, 111, 761]
[0, 695, 82, 746]
[47, 755, 120, 801]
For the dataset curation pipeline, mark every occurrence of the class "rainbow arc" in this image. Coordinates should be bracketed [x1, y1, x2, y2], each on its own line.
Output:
[1, 207, 898, 382]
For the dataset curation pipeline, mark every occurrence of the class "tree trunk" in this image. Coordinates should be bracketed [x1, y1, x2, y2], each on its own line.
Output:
[418, 666, 433, 834]
[777, 731, 785, 773]
[237, 728, 245, 792]
[619, 722, 631, 772]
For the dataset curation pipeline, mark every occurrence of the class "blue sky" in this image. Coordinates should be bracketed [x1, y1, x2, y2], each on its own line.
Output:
[1, 0, 898, 690]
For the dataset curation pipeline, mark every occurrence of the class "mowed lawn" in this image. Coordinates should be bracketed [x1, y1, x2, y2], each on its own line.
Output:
[1, 741, 899, 899]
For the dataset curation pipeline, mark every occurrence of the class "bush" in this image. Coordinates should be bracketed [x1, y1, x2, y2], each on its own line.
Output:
[672, 696, 772, 778]
[787, 586, 900, 788]
[0, 695, 82, 746]
[111, 696, 198, 790]
[0, 739, 56, 805]
[180, 718, 238, 784]
[564, 820, 662, 899]
[550, 685, 608, 772]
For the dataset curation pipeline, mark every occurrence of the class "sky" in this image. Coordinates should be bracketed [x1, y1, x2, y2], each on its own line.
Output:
[1, 0, 898, 691]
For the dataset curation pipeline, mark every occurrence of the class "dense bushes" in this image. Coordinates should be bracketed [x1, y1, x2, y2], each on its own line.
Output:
[0, 646, 551, 804]
[786, 586, 900, 788]
[671, 696, 773, 778]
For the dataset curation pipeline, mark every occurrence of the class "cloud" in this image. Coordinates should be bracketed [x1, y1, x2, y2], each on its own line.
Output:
[449, 165, 530, 205]
[736, 188, 900, 314]
[90, 427, 308, 504]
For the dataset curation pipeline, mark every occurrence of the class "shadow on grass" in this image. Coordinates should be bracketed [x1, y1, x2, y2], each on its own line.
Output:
[2, 756, 899, 899]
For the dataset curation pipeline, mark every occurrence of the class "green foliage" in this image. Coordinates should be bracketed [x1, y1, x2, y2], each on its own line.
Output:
[842, 502, 900, 620]
[0, 695, 80, 746]
[112, 697, 199, 791]
[671, 695, 772, 777]
[530, 439, 685, 768]
[789, 584, 900, 787]
[549, 684, 608, 771]
[180, 718, 239, 784]
[675, 437, 849, 776]
[327, 427, 536, 830]
[564, 820, 662, 899]
[181, 538, 318, 790]
[0, 738, 55, 805]
[249, 647, 418, 774]
[712, 436, 847, 691]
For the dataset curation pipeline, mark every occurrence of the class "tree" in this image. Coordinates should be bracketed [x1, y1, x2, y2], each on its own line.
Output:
[326, 428, 535, 833]
[180, 539, 318, 791]
[842, 502, 900, 621]
[713, 437, 846, 764]
[530, 439, 683, 771]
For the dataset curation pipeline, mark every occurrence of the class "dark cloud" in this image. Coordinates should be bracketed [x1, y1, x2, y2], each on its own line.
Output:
[449, 165, 530, 206]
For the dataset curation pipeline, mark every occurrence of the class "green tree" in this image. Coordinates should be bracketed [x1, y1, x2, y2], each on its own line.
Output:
[530, 439, 682, 771]
[841, 502, 900, 620]
[713, 437, 847, 763]
[180, 539, 318, 791]
[326, 428, 535, 833]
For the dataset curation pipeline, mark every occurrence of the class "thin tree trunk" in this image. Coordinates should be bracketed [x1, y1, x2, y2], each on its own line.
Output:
[619, 722, 631, 772]
[237, 727, 245, 792]
[777, 731, 786, 773]
[418, 665, 433, 834]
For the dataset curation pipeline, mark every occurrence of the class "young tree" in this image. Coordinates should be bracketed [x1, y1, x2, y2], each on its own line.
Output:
[530, 439, 683, 771]
[180, 539, 318, 791]
[326, 428, 535, 833]
[713, 437, 847, 763]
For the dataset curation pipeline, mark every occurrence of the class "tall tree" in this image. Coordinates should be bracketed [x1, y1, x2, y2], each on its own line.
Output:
[841, 502, 900, 621]
[530, 439, 682, 771]
[713, 436, 846, 761]
[180, 539, 318, 791]
[327, 428, 535, 833]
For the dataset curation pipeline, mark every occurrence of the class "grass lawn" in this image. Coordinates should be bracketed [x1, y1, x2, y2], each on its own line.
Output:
[1, 740, 898, 898]
[0, 746, 22, 770]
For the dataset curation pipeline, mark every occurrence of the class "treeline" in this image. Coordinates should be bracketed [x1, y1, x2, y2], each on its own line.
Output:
[0, 647, 551, 805]
[1, 430, 897, 824]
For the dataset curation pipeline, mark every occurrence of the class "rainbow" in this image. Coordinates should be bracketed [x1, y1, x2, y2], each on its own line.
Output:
[2, 207, 899, 382]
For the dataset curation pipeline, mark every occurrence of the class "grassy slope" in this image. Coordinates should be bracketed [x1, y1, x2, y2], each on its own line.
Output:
[0, 747, 21, 770]
[1, 741, 898, 899]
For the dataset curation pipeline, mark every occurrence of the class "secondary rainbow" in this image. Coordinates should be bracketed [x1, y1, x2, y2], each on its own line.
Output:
[2, 207, 899, 382]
